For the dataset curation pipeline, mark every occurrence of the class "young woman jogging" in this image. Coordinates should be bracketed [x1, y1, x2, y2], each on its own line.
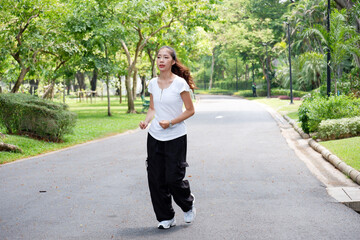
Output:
[139, 46, 196, 229]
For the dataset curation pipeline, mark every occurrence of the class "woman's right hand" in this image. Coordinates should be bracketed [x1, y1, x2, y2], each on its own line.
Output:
[139, 121, 148, 130]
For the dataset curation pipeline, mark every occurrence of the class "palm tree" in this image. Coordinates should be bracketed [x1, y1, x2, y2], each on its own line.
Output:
[303, 9, 360, 94]
[298, 51, 326, 90]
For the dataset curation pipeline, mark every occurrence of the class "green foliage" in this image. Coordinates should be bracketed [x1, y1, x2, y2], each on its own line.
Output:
[208, 88, 234, 95]
[298, 94, 360, 133]
[234, 90, 255, 97]
[317, 116, 360, 140]
[0, 93, 76, 141]
[0, 96, 145, 164]
[270, 88, 308, 98]
[234, 88, 307, 98]
[302, 8, 360, 94]
[338, 67, 360, 97]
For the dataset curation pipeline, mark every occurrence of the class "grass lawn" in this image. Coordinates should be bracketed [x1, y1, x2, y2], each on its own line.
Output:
[319, 137, 360, 171]
[252, 97, 302, 121]
[0, 96, 146, 164]
[251, 97, 360, 171]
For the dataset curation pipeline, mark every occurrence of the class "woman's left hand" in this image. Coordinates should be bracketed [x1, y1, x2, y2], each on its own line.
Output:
[159, 120, 170, 129]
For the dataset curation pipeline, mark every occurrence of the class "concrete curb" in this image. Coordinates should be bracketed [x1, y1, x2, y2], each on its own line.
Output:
[283, 115, 310, 139]
[283, 115, 360, 186]
[309, 139, 360, 185]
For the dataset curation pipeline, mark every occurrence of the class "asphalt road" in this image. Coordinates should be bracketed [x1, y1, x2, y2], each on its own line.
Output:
[1, 95, 360, 240]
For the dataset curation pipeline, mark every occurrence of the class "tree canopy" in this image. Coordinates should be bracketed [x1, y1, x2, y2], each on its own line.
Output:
[1, 0, 359, 107]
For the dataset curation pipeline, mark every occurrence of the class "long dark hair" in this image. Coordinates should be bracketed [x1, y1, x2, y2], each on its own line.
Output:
[159, 46, 196, 90]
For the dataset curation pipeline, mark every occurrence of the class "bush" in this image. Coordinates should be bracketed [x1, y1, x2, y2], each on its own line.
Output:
[298, 94, 360, 133]
[317, 117, 360, 140]
[208, 88, 234, 95]
[234, 89, 267, 97]
[234, 90, 254, 97]
[0, 93, 77, 142]
[234, 88, 308, 98]
[271, 88, 308, 98]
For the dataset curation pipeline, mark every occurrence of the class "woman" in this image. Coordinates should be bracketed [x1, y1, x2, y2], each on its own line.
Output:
[139, 46, 196, 229]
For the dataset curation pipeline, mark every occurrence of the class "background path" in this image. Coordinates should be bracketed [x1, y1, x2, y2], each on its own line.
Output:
[1, 95, 360, 240]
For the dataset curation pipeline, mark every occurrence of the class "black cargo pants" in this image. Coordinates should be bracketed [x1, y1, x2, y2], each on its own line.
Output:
[147, 133, 194, 222]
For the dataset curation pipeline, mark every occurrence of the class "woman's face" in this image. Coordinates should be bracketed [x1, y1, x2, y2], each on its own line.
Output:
[156, 48, 175, 72]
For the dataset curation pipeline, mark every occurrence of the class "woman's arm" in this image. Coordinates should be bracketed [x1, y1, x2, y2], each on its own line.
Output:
[159, 91, 195, 129]
[139, 94, 155, 129]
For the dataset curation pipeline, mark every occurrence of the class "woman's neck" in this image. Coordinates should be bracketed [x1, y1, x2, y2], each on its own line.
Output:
[158, 70, 174, 81]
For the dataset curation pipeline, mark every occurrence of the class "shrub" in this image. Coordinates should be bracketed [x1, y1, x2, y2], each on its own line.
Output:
[298, 94, 360, 133]
[271, 88, 308, 98]
[234, 88, 308, 98]
[0, 93, 77, 142]
[233, 89, 268, 97]
[208, 88, 234, 95]
[234, 90, 254, 97]
[317, 117, 360, 140]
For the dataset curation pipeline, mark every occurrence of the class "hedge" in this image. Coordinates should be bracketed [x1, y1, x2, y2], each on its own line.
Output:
[317, 117, 360, 140]
[0, 93, 77, 142]
[233, 88, 308, 98]
[299, 94, 360, 134]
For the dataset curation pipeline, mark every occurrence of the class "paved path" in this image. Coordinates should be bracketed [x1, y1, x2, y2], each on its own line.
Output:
[1, 95, 360, 240]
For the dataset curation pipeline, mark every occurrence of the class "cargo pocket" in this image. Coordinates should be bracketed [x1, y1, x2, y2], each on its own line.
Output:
[179, 161, 189, 168]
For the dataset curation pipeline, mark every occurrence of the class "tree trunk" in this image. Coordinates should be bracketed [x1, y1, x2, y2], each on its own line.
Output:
[141, 75, 146, 96]
[0, 142, 22, 153]
[209, 47, 215, 90]
[91, 69, 98, 96]
[152, 63, 157, 78]
[75, 71, 86, 90]
[66, 79, 71, 95]
[106, 73, 111, 116]
[125, 73, 136, 113]
[261, 59, 271, 98]
[118, 74, 122, 104]
[29, 79, 39, 95]
[335, 65, 342, 95]
[42, 81, 56, 99]
[147, 48, 158, 78]
[132, 68, 138, 100]
[246, 64, 249, 81]
[11, 67, 30, 93]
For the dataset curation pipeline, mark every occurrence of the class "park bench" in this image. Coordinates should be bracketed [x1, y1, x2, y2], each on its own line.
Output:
[141, 95, 150, 112]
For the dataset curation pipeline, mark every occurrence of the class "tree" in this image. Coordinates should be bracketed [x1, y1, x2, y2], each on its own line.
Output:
[0, 0, 41, 93]
[65, 0, 125, 116]
[0, 0, 73, 94]
[304, 8, 360, 94]
[118, 0, 219, 113]
[334, 0, 360, 32]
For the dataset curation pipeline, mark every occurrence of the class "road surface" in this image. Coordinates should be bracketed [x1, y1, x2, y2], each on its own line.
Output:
[1, 95, 359, 240]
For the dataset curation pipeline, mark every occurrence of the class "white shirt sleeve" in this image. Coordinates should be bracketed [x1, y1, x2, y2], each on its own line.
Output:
[177, 78, 190, 94]
[148, 78, 154, 94]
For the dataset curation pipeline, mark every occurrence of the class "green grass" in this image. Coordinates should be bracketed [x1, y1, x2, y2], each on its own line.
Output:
[320, 137, 360, 171]
[255, 97, 360, 171]
[0, 96, 147, 164]
[252, 97, 302, 121]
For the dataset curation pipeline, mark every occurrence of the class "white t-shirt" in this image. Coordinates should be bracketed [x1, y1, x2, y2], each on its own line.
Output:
[148, 75, 190, 141]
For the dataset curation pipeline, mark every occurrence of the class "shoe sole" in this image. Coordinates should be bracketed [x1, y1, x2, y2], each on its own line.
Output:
[185, 207, 196, 223]
[158, 221, 176, 229]
[184, 193, 196, 223]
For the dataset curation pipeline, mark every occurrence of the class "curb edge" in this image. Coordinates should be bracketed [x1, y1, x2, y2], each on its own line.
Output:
[283, 114, 360, 186]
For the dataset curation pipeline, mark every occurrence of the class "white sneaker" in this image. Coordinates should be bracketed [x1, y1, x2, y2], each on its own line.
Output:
[184, 194, 196, 223]
[158, 218, 176, 229]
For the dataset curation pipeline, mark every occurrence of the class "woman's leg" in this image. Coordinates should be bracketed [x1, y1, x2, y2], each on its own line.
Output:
[164, 135, 194, 212]
[147, 134, 175, 221]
